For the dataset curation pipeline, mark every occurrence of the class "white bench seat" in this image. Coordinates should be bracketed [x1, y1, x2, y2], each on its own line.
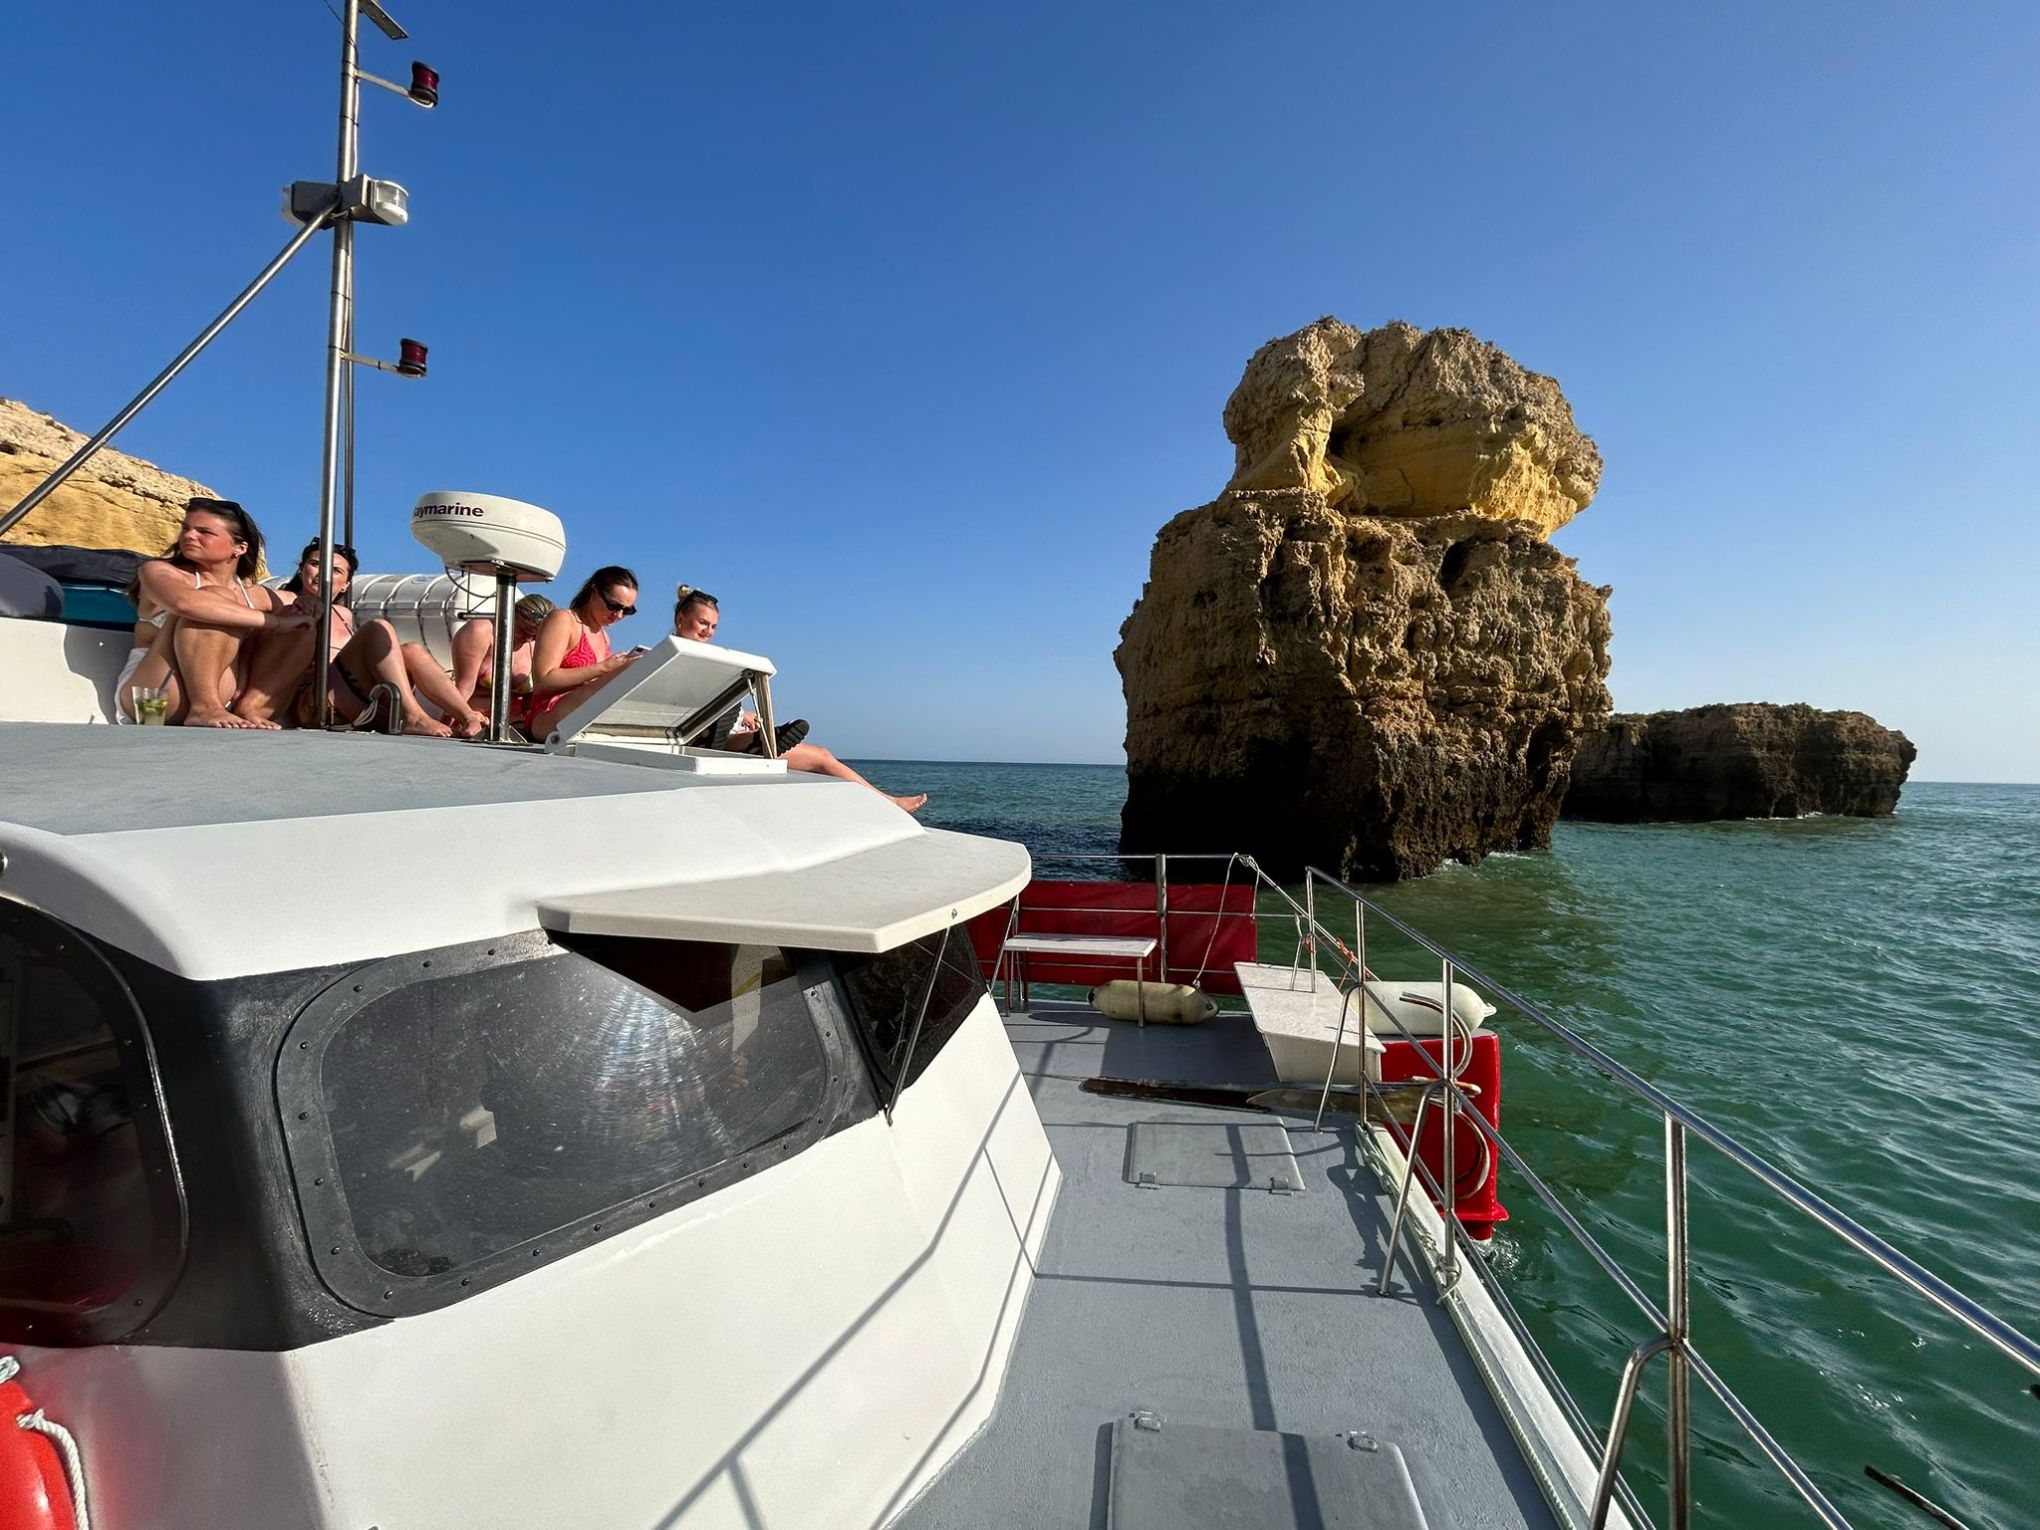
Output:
[997, 932, 1158, 1017]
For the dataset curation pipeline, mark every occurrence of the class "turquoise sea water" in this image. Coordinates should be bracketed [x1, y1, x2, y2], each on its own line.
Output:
[862, 762, 2040, 1529]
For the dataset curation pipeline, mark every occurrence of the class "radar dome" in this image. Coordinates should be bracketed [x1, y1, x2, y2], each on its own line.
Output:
[411, 492, 565, 581]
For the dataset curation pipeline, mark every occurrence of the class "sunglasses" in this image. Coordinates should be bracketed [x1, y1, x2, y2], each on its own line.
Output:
[603, 597, 637, 617]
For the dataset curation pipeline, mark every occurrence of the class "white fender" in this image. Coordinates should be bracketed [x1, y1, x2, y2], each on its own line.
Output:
[1088, 980, 1218, 1025]
[1357, 979, 1496, 1037]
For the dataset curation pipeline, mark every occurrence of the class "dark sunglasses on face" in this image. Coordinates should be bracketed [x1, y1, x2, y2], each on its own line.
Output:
[603, 597, 637, 617]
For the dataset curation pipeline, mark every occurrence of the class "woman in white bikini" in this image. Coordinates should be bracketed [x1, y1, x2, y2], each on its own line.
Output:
[117, 498, 308, 723]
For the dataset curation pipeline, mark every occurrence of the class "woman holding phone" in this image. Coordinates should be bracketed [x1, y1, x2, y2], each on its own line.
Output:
[523, 565, 644, 741]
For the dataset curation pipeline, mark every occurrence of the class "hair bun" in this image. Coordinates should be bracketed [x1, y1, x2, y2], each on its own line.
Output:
[675, 583, 694, 598]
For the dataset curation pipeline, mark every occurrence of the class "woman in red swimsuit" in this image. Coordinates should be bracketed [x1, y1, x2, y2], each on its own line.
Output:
[523, 564, 645, 741]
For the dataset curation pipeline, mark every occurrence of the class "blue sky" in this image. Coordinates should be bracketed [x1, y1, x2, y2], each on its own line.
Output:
[8, 3, 2036, 778]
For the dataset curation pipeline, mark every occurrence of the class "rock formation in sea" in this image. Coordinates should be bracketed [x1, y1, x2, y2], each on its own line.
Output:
[0, 394, 222, 556]
[1117, 318, 1613, 881]
[1564, 704, 1917, 821]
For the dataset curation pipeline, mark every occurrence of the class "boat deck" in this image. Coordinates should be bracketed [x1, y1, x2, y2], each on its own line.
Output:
[892, 1002, 1553, 1530]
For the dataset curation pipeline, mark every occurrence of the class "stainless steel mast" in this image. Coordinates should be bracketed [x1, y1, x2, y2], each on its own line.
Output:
[311, 0, 365, 727]
[310, 0, 434, 725]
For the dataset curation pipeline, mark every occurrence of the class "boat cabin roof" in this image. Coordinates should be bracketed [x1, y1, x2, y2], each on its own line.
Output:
[0, 724, 1025, 980]
[4, 721, 695, 833]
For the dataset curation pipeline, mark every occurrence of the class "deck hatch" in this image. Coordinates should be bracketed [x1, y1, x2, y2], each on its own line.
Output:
[1124, 1120, 1305, 1193]
[1107, 1416, 1429, 1530]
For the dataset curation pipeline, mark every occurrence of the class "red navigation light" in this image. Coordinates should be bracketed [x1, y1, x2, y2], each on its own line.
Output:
[409, 61, 440, 109]
[397, 338, 429, 378]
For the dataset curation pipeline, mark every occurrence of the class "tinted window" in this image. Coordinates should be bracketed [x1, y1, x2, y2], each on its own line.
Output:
[837, 925, 987, 1092]
[304, 941, 827, 1291]
[0, 901, 179, 1342]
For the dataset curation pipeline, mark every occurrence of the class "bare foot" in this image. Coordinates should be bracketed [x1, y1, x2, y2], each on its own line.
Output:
[183, 706, 279, 730]
[891, 793, 928, 813]
[452, 709, 487, 739]
[403, 711, 454, 738]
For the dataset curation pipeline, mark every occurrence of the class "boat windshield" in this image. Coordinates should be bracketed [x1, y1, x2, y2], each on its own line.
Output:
[288, 937, 829, 1310]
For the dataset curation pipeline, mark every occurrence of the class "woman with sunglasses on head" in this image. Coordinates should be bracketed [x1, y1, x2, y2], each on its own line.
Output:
[117, 497, 312, 723]
[673, 585, 927, 813]
[406, 592, 556, 729]
[121, 497, 314, 726]
[523, 565, 645, 742]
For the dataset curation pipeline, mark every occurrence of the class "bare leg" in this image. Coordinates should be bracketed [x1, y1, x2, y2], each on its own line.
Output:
[402, 643, 486, 736]
[234, 622, 319, 726]
[145, 617, 242, 724]
[783, 743, 926, 812]
[449, 619, 493, 704]
[170, 622, 274, 729]
[339, 621, 453, 737]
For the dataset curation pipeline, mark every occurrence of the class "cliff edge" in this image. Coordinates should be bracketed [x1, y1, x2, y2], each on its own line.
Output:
[1117, 318, 1613, 880]
[1, 395, 221, 555]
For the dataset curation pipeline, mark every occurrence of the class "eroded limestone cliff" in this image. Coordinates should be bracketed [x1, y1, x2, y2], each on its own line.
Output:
[1223, 318, 1601, 538]
[1118, 318, 1612, 880]
[0, 395, 220, 555]
[1564, 704, 1916, 821]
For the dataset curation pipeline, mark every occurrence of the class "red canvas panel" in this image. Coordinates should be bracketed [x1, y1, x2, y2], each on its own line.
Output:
[962, 879, 1258, 996]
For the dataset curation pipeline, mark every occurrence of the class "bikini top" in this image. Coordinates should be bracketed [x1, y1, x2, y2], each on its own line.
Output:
[140, 569, 255, 628]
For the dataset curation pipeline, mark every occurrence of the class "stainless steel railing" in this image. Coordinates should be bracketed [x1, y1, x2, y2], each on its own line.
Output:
[1291, 858, 2040, 1529]
[1000, 850, 2040, 1530]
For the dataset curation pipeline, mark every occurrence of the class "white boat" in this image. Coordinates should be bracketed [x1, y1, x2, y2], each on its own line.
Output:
[3, 644, 2035, 1530]
[1, 8, 2034, 1528]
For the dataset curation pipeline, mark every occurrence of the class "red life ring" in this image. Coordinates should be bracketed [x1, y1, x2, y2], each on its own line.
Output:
[0, 1368, 80, 1530]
